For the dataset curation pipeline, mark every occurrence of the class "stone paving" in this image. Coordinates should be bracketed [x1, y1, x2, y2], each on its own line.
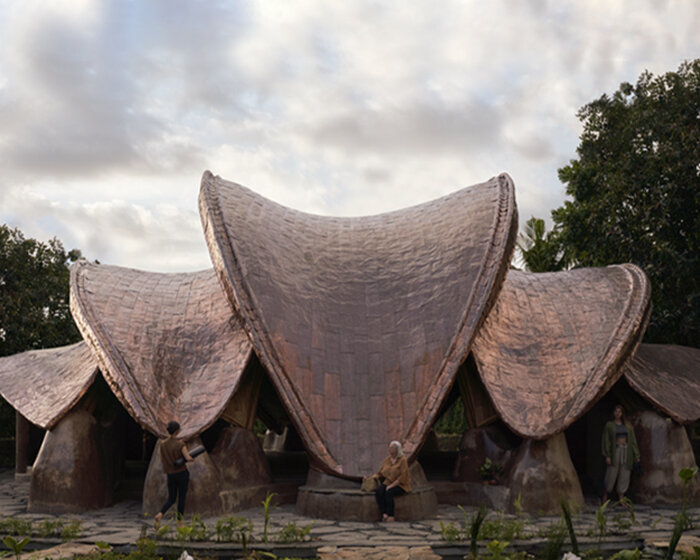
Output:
[2, 470, 700, 558]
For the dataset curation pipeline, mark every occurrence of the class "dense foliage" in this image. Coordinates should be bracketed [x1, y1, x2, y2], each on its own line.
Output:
[516, 217, 569, 273]
[525, 60, 699, 346]
[434, 398, 468, 435]
[0, 225, 83, 437]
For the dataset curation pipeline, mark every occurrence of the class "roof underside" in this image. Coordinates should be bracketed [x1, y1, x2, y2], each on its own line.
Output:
[471, 265, 651, 439]
[199, 170, 518, 477]
[70, 262, 252, 438]
[0, 342, 98, 429]
[624, 343, 700, 424]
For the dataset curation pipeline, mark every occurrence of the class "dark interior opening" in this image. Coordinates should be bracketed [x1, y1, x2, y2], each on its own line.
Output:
[564, 376, 651, 499]
[253, 355, 308, 483]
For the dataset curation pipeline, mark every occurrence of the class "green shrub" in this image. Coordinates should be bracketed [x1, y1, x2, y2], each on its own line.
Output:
[0, 516, 80, 540]
[439, 520, 461, 543]
[60, 519, 82, 541]
[214, 516, 253, 543]
[479, 517, 526, 541]
[0, 517, 32, 536]
[276, 521, 313, 543]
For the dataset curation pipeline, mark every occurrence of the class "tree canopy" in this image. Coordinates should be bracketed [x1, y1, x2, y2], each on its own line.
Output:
[0, 225, 83, 436]
[552, 59, 699, 346]
[517, 216, 569, 273]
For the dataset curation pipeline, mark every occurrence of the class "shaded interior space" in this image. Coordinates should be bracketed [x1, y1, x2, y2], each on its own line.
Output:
[418, 354, 521, 509]
[566, 375, 700, 506]
[251, 354, 309, 502]
[75, 373, 157, 503]
[417, 383, 463, 480]
[564, 377, 652, 500]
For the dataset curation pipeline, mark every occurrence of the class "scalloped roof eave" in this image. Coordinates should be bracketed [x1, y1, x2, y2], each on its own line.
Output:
[471, 265, 651, 439]
[70, 262, 252, 439]
[0, 341, 98, 429]
[624, 343, 700, 424]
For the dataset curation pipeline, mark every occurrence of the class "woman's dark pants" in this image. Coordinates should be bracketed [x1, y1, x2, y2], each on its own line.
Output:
[375, 483, 406, 517]
[160, 470, 190, 518]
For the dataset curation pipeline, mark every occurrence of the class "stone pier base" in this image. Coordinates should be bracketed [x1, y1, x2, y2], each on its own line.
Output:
[297, 463, 437, 521]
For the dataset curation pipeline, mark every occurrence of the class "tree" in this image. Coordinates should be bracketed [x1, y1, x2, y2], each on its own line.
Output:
[0, 225, 83, 437]
[517, 216, 570, 272]
[553, 59, 699, 346]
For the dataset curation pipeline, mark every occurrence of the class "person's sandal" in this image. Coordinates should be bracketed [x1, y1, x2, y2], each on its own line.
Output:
[154, 512, 163, 530]
[386, 516, 396, 522]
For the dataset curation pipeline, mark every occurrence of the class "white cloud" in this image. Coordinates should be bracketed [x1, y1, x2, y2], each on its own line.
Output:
[0, 0, 697, 270]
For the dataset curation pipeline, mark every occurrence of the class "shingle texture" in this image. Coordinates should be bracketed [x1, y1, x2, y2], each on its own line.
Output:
[624, 343, 700, 424]
[70, 262, 252, 438]
[199, 171, 518, 477]
[0, 342, 97, 429]
[471, 265, 651, 439]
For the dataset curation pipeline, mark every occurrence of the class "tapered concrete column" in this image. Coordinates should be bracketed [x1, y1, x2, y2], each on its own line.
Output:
[507, 432, 584, 515]
[15, 411, 29, 475]
[29, 409, 107, 512]
[143, 437, 223, 518]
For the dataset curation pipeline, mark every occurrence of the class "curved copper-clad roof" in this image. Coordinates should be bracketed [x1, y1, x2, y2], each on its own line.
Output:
[0, 342, 98, 429]
[471, 264, 651, 439]
[70, 262, 252, 438]
[624, 343, 700, 424]
[199, 171, 518, 477]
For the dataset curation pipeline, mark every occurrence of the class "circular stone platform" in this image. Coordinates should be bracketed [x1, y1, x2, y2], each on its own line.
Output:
[296, 463, 438, 521]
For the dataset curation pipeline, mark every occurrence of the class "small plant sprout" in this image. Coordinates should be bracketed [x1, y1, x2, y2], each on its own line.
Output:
[439, 520, 461, 543]
[261, 492, 277, 544]
[468, 505, 488, 559]
[595, 499, 610, 548]
[667, 466, 699, 560]
[561, 500, 579, 555]
[484, 539, 509, 560]
[276, 521, 313, 543]
[2, 535, 30, 560]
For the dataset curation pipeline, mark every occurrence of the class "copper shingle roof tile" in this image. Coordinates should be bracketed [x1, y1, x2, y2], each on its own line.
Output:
[624, 343, 700, 424]
[472, 264, 651, 439]
[70, 262, 252, 438]
[199, 171, 517, 477]
[0, 342, 97, 429]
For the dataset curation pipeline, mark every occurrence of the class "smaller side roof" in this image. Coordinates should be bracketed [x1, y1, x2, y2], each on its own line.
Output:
[70, 262, 252, 438]
[624, 343, 700, 424]
[472, 264, 651, 439]
[0, 342, 98, 429]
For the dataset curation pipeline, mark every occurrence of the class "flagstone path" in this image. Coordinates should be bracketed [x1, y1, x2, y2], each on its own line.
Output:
[2, 470, 699, 558]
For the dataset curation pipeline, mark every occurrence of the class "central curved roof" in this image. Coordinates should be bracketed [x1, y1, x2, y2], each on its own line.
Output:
[199, 171, 517, 477]
[70, 262, 252, 438]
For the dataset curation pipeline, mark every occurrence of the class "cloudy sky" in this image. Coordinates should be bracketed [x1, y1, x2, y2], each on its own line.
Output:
[0, 1, 697, 272]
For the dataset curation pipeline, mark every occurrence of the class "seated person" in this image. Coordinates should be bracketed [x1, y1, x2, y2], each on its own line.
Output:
[365, 440, 412, 522]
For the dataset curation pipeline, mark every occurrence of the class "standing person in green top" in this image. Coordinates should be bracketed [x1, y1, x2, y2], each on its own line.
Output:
[154, 421, 194, 528]
[601, 404, 640, 502]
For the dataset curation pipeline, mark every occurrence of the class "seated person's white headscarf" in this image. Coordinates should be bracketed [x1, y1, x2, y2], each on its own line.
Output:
[390, 440, 404, 457]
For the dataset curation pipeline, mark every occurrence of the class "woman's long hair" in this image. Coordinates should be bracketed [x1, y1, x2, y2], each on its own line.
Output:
[613, 404, 627, 424]
[390, 440, 404, 457]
